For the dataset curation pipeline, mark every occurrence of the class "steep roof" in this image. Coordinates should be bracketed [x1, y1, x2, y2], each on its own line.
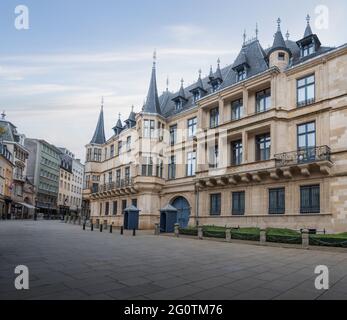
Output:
[90, 106, 106, 145]
[143, 57, 162, 115]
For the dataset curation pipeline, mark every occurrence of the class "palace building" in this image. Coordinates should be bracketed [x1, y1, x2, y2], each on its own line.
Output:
[83, 16, 347, 233]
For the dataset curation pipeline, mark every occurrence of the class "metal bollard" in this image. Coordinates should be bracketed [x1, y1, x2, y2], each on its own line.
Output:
[109, 225, 113, 233]
[100, 224, 103, 232]
[120, 226, 124, 235]
[83, 223, 86, 230]
[154, 223, 160, 236]
[174, 223, 180, 238]
[91, 224, 94, 231]
[133, 229, 136, 236]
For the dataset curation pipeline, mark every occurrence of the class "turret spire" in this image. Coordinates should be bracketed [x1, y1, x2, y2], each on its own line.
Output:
[143, 51, 162, 115]
[304, 14, 313, 38]
[90, 101, 106, 145]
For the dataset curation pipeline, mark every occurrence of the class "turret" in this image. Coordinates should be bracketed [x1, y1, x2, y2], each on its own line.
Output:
[268, 18, 291, 71]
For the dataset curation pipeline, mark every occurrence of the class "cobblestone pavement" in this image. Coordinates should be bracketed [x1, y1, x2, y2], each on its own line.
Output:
[0, 221, 347, 300]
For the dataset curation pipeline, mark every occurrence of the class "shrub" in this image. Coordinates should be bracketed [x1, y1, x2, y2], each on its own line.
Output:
[231, 228, 260, 242]
[309, 233, 347, 248]
[179, 227, 198, 236]
[266, 228, 302, 245]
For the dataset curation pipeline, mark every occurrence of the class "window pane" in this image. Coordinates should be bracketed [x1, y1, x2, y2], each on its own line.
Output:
[307, 84, 315, 100]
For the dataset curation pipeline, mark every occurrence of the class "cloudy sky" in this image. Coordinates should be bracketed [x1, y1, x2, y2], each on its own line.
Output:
[0, 0, 346, 160]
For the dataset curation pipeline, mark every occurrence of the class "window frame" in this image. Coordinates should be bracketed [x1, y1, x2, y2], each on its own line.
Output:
[300, 185, 320, 214]
[256, 133, 271, 161]
[268, 188, 285, 215]
[210, 193, 221, 216]
[186, 151, 196, 177]
[187, 117, 197, 139]
[231, 99, 244, 121]
[232, 191, 245, 216]
[209, 107, 219, 129]
[297, 74, 315, 107]
[231, 140, 243, 166]
[256, 88, 271, 113]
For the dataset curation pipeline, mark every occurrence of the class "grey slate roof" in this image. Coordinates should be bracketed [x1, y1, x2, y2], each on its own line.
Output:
[96, 19, 339, 143]
[143, 63, 162, 115]
[0, 120, 18, 143]
[90, 107, 106, 145]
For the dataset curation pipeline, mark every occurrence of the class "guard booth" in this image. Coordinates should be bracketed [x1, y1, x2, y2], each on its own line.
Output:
[160, 204, 178, 233]
[123, 205, 140, 230]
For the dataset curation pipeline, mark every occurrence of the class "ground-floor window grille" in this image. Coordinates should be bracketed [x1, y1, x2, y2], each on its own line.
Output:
[300, 185, 320, 214]
[269, 188, 285, 214]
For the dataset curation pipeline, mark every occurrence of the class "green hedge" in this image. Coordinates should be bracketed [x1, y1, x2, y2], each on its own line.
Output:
[231, 228, 260, 242]
[266, 228, 302, 245]
[179, 227, 198, 236]
[309, 233, 347, 248]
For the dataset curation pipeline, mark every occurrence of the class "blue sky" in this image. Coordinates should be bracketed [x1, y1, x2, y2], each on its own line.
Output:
[0, 0, 346, 160]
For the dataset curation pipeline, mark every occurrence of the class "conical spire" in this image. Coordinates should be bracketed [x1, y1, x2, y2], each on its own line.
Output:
[125, 106, 136, 128]
[143, 51, 162, 115]
[215, 58, 223, 81]
[197, 69, 204, 89]
[178, 78, 186, 99]
[304, 14, 313, 38]
[90, 99, 106, 145]
[268, 18, 291, 57]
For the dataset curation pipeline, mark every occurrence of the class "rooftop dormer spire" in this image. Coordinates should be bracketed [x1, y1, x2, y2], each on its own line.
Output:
[304, 14, 313, 38]
[268, 17, 291, 58]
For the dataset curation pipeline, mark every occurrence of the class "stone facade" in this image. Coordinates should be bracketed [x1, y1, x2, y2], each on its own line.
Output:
[83, 19, 347, 233]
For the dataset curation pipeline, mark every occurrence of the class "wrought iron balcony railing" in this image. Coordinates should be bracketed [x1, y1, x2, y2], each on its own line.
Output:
[92, 178, 134, 194]
[274, 146, 331, 168]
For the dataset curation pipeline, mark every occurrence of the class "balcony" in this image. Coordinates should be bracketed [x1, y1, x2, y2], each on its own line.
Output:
[13, 174, 26, 182]
[91, 178, 136, 198]
[275, 146, 331, 167]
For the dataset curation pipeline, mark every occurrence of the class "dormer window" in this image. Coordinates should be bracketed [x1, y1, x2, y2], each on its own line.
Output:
[175, 99, 182, 110]
[237, 69, 247, 82]
[302, 42, 315, 57]
[193, 91, 201, 103]
[211, 82, 220, 93]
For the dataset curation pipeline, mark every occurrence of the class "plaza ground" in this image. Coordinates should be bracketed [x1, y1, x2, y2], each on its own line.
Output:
[0, 221, 347, 300]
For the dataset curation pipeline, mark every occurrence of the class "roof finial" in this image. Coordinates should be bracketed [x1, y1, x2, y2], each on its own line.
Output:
[166, 76, 169, 91]
[131, 105, 134, 113]
[1, 111, 6, 120]
[306, 14, 311, 25]
[217, 58, 220, 67]
[277, 18, 281, 31]
[118, 112, 121, 120]
[180, 78, 184, 88]
[286, 30, 290, 41]
[255, 23, 259, 40]
[243, 29, 247, 45]
[153, 49, 157, 68]
[198, 69, 202, 79]
[101, 96, 104, 109]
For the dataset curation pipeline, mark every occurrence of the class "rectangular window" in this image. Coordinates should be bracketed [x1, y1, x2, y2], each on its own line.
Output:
[188, 117, 197, 138]
[105, 202, 109, 216]
[300, 185, 320, 214]
[144, 120, 150, 138]
[108, 171, 113, 183]
[113, 201, 118, 215]
[156, 160, 163, 178]
[125, 167, 130, 183]
[168, 155, 176, 180]
[210, 193, 221, 216]
[231, 140, 243, 165]
[256, 133, 271, 161]
[297, 75, 315, 107]
[302, 43, 315, 57]
[141, 157, 153, 177]
[269, 188, 285, 214]
[122, 200, 127, 214]
[126, 136, 131, 151]
[256, 88, 271, 113]
[186, 151, 196, 177]
[116, 169, 121, 187]
[118, 141, 122, 154]
[237, 69, 247, 81]
[210, 107, 219, 128]
[231, 99, 244, 120]
[170, 125, 177, 145]
[232, 192, 245, 215]
[209, 144, 219, 169]
[297, 122, 316, 163]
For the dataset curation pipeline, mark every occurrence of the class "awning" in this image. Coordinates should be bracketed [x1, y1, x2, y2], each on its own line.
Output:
[16, 202, 36, 210]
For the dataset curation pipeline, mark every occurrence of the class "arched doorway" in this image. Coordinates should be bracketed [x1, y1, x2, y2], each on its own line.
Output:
[171, 196, 191, 229]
